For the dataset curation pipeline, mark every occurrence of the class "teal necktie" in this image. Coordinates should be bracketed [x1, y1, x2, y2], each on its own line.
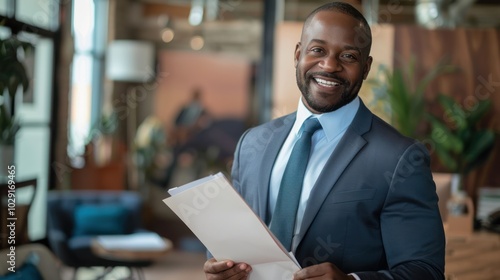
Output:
[270, 118, 322, 251]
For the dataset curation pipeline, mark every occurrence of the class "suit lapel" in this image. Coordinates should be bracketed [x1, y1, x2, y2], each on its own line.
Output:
[257, 114, 295, 223]
[294, 101, 373, 251]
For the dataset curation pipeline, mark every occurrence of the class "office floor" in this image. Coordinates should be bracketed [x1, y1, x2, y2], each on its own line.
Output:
[58, 231, 500, 280]
[445, 231, 500, 280]
[60, 250, 207, 280]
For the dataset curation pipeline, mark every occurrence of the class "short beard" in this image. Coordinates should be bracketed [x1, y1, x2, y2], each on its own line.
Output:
[305, 90, 357, 113]
[296, 69, 360, 113]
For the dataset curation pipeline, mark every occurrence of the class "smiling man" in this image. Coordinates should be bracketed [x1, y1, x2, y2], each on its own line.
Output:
[203, 2, 445, 280]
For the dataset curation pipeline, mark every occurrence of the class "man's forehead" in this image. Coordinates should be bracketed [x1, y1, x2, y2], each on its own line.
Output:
[301, 9, 371, 53]
[306, 10, 361, 29]
[302, 12, 360, 40]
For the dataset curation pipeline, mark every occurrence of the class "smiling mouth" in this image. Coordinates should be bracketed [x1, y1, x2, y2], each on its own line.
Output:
[313, 77, 341, 88]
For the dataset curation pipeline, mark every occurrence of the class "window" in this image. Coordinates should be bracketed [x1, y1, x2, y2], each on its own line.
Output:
[0, 0, 58, 241]
[68, 0, 108, 162]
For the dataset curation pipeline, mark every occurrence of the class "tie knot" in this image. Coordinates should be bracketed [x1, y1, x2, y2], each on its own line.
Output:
[302, 118, 322, 134]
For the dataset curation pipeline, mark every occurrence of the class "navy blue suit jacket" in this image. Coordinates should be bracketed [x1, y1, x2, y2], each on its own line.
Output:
[231, 100, 445, 279]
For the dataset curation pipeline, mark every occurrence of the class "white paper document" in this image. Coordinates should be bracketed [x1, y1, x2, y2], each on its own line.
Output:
[96, 232, 168, 251]
[163, 172, 301, 280]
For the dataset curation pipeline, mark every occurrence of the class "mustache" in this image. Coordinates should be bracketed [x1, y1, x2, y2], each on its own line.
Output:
[306, 72, 349, 85]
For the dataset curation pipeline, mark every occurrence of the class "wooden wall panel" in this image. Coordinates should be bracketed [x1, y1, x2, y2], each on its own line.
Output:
[394, 25, 500, 200]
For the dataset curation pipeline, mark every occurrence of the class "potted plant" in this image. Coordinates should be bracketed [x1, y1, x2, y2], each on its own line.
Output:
[427, 94, 496, 194]
[0, 35, 34, 173]
[85, 110, 120, 167]
[369, 57, 455, 139]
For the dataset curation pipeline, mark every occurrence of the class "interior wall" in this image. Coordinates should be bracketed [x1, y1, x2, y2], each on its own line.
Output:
[154, 51, 251, 133]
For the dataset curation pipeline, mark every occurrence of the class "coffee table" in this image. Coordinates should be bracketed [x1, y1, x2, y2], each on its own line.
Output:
[91, 233, 173, 280]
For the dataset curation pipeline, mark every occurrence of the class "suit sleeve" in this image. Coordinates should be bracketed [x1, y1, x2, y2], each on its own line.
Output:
[230, 128, 251, 194]
[355, 142, 446, 280]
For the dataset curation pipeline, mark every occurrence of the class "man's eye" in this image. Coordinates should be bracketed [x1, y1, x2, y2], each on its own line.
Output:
[310, 48, 323, 53]
[341, 53, 357, 61]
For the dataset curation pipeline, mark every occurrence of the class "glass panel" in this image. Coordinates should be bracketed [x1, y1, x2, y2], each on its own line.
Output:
[94, 0, 108, 55]
[69, 54, 94, 158]
[15, 0, 59, 31]
[12, 36, 53, 241]
[17, 36, 53, 124]
[0, 0, 10, 16]
[15, 126, 50, 241]
[72, 0, 95, 52]
[0, 25, 11, 38]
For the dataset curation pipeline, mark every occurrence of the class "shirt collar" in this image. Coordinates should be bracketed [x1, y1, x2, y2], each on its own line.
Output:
[294, 96, 360, 142]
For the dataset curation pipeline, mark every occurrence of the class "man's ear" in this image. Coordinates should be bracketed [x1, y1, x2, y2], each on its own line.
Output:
[294, 43, 301, 68]
[363, 56, 373, 80]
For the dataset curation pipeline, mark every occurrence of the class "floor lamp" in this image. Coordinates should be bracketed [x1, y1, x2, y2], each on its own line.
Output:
[105, 40, 155, 190]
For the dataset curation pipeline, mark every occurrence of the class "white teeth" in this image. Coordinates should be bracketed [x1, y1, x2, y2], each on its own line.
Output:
[314, 78, 339, 87]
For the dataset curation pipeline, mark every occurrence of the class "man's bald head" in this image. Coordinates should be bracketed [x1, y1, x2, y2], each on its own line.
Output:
[302, 2, 372, 57]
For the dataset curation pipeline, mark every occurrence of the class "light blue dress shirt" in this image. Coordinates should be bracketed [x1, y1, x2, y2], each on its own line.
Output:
[268, 96, 360, 250]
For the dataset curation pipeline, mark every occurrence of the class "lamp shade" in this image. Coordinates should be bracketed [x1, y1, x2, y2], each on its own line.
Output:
[106, 40, 155, 82]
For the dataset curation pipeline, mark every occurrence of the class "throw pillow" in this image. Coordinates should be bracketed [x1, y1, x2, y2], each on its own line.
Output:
[73, 204, 129, 236]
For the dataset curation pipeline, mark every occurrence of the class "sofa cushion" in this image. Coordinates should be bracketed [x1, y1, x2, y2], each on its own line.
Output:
[73, 204, 129, 236]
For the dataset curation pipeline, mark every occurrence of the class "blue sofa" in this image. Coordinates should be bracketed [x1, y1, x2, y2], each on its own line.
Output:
[46, 190, 153, 270]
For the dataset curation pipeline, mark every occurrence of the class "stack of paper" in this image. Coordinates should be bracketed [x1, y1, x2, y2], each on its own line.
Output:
[163, 172, 301, 280]
[96, 232, 168, 251]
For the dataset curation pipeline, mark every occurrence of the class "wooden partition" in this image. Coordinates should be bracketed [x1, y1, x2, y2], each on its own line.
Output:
[393, 25, 500, 201]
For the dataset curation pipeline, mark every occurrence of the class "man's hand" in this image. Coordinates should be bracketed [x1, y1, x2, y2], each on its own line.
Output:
[293, 263, 355, 280]
[204, 258, 252, 280]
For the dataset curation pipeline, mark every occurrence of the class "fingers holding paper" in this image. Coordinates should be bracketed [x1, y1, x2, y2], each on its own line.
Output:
[293, 262, 355, 280]
[204, 258, 252, 280]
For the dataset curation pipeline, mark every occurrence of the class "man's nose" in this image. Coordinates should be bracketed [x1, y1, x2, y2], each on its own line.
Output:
[319, 55, 342, 72]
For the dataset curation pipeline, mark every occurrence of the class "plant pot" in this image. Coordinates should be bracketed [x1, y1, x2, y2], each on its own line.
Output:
[446, 191, 475, 236]
[0, 144, 15, 177]
[450, 173, 463, 195]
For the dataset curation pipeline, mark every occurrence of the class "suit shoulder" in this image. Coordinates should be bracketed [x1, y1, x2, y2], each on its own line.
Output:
[245, 113, 295, 138]
[368, 114, 420, 151]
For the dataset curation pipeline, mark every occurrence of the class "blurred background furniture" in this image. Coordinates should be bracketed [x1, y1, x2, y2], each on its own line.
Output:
[46, 190, 154, 278]
[0, 177, 37, 249]
[0, 243, 62, 280]
[433, 172, 452, 223]
[433, 172, 476, 237]
[91, 232, 173, 280]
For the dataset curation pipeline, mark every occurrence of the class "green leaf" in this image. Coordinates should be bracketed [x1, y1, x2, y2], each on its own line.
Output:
[463, 130, 495, 171]
[467, 100, 491, 126]
[0, 36, 34, 144]
[438, 94, 467, 131]
[434, 140, 458, 172]
[428, 116, 463, 153]
[429, 92, 496, 175]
